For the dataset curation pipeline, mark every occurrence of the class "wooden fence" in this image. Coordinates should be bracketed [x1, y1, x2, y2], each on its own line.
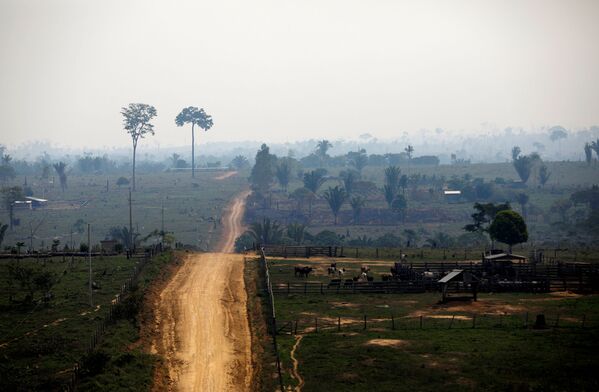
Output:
[271, 280, 551, 295]
[275, 312, 595, 335]
[63, 246, 162, 391]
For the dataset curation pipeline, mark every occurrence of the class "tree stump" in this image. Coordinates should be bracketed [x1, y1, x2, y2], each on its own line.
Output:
[533, 314, 547, 329]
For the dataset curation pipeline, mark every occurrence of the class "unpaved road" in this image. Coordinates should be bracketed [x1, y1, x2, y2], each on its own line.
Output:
[151, 190, 253, 391]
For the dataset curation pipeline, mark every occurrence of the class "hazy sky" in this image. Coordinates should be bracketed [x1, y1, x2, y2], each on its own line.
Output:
[1, 0, 598, 149]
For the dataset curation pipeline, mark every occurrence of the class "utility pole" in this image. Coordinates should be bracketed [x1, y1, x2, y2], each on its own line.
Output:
[161, 199, 165, 247]
[129, 188, 134, 253]
[88, 223, 92, 307]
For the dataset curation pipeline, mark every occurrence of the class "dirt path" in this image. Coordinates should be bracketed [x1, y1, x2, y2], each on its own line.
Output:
[289, 335, 304, 392]
[213, 171, 238, 180]
[151, 190, 253, 391]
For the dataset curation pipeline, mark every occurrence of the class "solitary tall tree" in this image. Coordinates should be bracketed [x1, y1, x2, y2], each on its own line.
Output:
[303, 170, 324, 194]
[275, 160, 291, 192]
[488, 210, 528, 253]
[538, 165, 551, 187]
[350, 196, 365, 225]
[384, 166, 401, 193]
[53, 161, 68, 191]
[316, 140, 332, 166]
[323, 186, 347, 225]
[175, 107, 213, 178]
[250, 144, 276, 190]
[121, 103, 157, 191]
[584, 143, 593, 164]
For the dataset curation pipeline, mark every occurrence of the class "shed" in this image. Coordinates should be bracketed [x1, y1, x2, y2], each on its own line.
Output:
[100, 239, 118, 253]
[438, 269, 479, 303]
[25, 196, 48, 209]
[483, 253, 527, 264]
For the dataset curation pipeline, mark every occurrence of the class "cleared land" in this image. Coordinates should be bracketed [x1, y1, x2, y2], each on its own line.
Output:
[150, 191, 253, 391]
[266, 257, 599, 392]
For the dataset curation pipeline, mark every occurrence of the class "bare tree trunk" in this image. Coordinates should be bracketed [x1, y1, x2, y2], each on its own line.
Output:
[132, 143, 137, 191]
[191, 123, 195, 178]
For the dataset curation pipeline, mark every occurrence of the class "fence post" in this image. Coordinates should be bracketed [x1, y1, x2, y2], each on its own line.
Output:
[320, 282, 324, 295]
[363, 315, 367, 330]
[376, 248, 379, 258]
[315, 317, 318, 333]
[295, 320, 298, 335]
[304, 282, 307, 295]
[287, 282, 290, 295]
[338, 317, 341, 332]
[391, 315, 395, 330]
[420, 315, 423, 329]
[448, 315, 455, 329]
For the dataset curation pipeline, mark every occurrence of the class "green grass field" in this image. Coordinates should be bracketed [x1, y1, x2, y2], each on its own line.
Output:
[2, 169, 249, 250]
[265, 257, 599, 391]
[0, 251, 174, 391]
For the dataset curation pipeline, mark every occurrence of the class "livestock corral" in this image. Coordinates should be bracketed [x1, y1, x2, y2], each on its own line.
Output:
[261, 253, 599, 391]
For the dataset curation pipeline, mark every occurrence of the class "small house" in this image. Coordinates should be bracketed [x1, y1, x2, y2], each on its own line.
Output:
[443, 190, 462, 203]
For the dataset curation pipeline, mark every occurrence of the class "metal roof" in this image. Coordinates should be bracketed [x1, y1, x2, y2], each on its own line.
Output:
[484, 253, 526, 260]
[443, 190, 461, 195]
[438, 269, 464, 283]
[25, 196, 48, 202]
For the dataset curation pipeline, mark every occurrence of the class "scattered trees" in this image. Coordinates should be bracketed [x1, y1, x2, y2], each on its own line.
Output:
[464, 202, 511, 246]
[323, 186, 347, 225]
[584, 143, 593, 164]
[488, 210, 528, 253]
[175, 106, 214, 178]
[121, 103, 157, 191]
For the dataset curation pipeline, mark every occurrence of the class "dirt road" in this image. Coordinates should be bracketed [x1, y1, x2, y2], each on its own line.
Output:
[151, 190, 253, 391]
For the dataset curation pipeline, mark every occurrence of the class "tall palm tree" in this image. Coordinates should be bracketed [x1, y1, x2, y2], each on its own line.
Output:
[175, 106, 213, 178]
[323, 186, 348, 225]
[249, 218, 283, 245]
[53, 162, 68, 192]
[303, 170, 324, 193]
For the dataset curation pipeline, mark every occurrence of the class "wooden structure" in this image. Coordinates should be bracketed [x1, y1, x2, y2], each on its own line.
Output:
[438, 269, 479, 303]
[100, 240, 118, 253]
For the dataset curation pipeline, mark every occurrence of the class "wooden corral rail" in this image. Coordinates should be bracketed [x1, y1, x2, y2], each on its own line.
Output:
[272, 280, 551, 295]
[275, 312, 595, 335]
[259, 244, 342, 258]
[273, 281, 426, 295]
[0, 252, 118, 259]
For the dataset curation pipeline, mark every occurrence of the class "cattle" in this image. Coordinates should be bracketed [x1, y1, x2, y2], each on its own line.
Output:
[294, 266, 314, 278]
[360, 265, 370, 273]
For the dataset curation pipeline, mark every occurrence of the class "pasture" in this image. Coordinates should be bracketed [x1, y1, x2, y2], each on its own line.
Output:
[0, 251, 174, 391]
[265, 257, 599, 391]
[2, 169, 248, 250]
